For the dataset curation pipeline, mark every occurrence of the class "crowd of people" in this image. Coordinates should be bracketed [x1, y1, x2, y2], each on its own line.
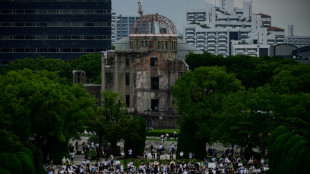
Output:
[46, 155, 268, 174]
[45, 132, 268, 174]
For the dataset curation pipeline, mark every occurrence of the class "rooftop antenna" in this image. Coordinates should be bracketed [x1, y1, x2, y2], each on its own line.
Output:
[138, 1, 144, 16]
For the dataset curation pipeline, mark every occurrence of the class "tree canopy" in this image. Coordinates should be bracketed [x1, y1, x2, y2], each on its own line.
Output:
[172, 66, 244, 159]
[0, 69, 96, 165]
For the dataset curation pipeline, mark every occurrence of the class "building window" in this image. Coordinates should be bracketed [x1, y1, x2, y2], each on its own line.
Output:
[106, 73, 113, 86]
[151, 77, 159, 90]
[126, 73, 130, 86]
[126, 95, 130, 107]
[150, 57, 157, 66]
[151, 99, 159, 112]
[126, 58, 130, 66]
[158, 41, 161, 50]
[145, 41, 149, 47]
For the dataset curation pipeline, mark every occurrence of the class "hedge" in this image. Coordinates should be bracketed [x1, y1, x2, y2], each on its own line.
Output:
[15, 152, 35, 174]
[146, 129, 179, 137]
[0, 153, 22, 174]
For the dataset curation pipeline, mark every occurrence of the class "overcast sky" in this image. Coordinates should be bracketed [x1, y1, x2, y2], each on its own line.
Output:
[112, 0, 310, 36]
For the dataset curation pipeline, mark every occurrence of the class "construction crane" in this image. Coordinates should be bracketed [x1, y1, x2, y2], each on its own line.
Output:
[138, 1, 143, 16]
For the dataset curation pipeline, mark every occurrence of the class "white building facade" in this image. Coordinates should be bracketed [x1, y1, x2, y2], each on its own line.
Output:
[183, 0, 285, 57]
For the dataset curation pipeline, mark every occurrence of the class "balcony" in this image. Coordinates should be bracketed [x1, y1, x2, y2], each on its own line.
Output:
[197, 42, 205, 45]
[186, 29, 195, 32]
[218, 42, 227, 45]
[197, 38, 205, 41]
[207, 33, 216, 36]
[207, 38, 215, 41]
[186, 38, 194, 41]
[218, 37, 227, 41]
[186, 34, 194, 37]
[187, 13, 195, 17]
[247, 49, 257, 53]
[218, 47, 226, 50]
[208, 42, 216, 45]
[236, 49, 245, 53]
[218, 33, 227, 36]
[208, 46, 216, 49]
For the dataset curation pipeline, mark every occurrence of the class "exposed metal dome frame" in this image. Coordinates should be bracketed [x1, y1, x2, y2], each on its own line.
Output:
[131, 14, 177, 35]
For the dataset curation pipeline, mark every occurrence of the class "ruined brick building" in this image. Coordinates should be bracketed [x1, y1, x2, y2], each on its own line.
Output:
[101, 14, 187, 128]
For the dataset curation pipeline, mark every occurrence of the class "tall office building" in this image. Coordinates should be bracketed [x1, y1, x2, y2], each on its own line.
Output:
[0, 0, 111, 65]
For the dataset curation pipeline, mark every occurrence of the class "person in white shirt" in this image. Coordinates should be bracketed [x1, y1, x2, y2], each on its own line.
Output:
[180, 151, 184, 159]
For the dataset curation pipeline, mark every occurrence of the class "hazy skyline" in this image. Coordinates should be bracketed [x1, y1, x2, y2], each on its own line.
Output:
[113, 0, 310, 36]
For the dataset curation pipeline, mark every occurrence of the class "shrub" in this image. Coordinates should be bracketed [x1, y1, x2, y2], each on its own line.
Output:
[15, 152, 35, 174]
[0, 153, 22, 174]
[88, 150, 97, 160]
[20, 147, 34, 161]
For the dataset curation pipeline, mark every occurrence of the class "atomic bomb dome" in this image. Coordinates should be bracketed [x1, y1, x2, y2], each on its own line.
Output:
[130, 14, 177, 35]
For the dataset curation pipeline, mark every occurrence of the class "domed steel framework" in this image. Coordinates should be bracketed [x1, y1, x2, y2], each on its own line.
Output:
[131, 14, 177, 35]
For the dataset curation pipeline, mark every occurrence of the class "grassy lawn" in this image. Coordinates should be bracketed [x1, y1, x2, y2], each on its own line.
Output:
[146, 137, 178, 142]
[146, 129, 180, 137]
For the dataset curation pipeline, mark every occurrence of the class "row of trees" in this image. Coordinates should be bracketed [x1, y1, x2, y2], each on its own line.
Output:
[0, 54, 145, 174]
[2, 54, 102, 84]
[173, 53, 310, 163]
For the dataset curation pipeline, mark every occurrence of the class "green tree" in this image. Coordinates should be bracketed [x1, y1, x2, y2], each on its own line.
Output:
[5, 56, 72, 84]
[122, 116, 146, 158]
[90, 91, 130, 156]
[272, 64, 310, 94]
[172, 66, 244, 159]
[0, 69, 96, 164]
[69, 53, 102, 84]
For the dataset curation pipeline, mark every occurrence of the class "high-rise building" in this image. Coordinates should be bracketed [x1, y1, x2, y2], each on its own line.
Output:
[0, 0, 112, 65]
[288, 25, 294, 36]
[111, 11, 140, 43]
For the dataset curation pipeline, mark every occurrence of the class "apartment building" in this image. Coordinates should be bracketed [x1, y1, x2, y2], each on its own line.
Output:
[184, 0, 285, 57]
